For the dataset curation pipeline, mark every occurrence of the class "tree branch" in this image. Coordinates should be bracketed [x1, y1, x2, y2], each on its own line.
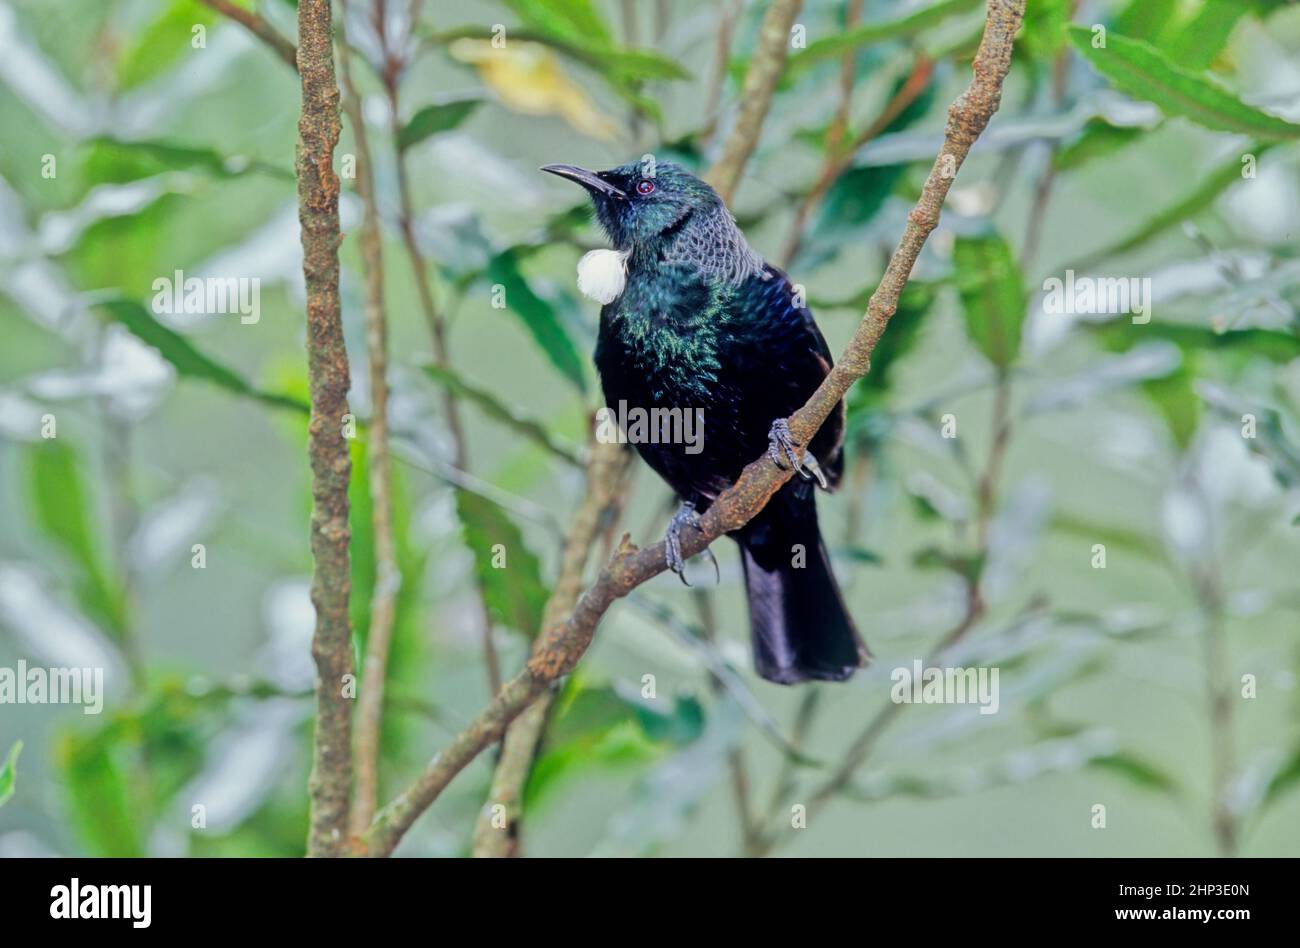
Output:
[362, 0, 1026, 858]
[706, 0, 804, 203]
[296, 0, 354, 858]
[337, 0, 399, 839]
[199, 0, 298, 72]
[470, 438, 632, 857]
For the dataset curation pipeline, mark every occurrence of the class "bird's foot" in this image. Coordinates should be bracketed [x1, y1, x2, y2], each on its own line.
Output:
[664, 501, 719, 586]
[767, 419, 829, 490]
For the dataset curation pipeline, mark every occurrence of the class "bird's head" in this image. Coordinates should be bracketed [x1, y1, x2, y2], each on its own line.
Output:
[541, 160, 723, 252]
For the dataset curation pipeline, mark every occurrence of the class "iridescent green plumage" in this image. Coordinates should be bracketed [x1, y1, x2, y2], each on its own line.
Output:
[542, 159, 867, 684]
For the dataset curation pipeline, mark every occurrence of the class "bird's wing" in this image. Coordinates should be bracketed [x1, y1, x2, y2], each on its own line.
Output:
[719, 264, 846, 487]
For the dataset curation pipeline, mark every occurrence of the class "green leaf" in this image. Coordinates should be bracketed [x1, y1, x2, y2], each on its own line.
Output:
[85, 137, 294, 182]
[58, 730, 146, 857]
[912, 546, 983, 580]
[630, 694, 706, 746]
[1142, 358, 1201, 450]
[799, 72, 937, 267]
[847, 282, 937, 424]
[97, 298, 309, 413]
[840, 546, 885, 565]
[54, 681, 240, 856]
[0, 741, 22, 808]
[422, 365, 581, 467]
[441, 27, 689, 82]
[1089, 752, 1180, 795]
[953, 233, 1025, 370]
[1051, 514, 1168, 563]
[526, 677, 662, 806]
[25, 441, 125, 638]
[397, 98, 482, 151]
[527, 722, 657, 807]
[585, 46, 690, 83]
[1090, 323, 1211, 449]
[1163, 1, 1252, 72]
[454, 489, 548, 637]
[1068, 27, 1300, 141]
[485, 249, 588, 393]
[502, 0, 614, 47]
[1262, 746, 1300, 811]
[808, 164, 908, 249]
[1114, 0, 1284, 72]
[1113, 0, 1177, 41]
[1053, 118, 1146, 171]
[786, 0, 983, 76]
[1111, 322, 1300, 363]
[625, 596, 820, 766]
[1016, 0, 1071, 65]
[116, 0, 216, 90]
[1073, 144, 1272, 269]
[593, 696, 745, 856]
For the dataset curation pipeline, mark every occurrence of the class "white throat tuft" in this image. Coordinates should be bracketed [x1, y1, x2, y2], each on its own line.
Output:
[576, 248, 629, 304]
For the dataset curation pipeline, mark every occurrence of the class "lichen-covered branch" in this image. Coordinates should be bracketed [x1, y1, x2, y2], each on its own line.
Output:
[705, 0, 804, 203]
[296, 0, 354, 858]
[199, 0, 298, 71]
[363, 0, 1026, 858]
[337, 0, 399, 838]
[470, 438, 632, 857]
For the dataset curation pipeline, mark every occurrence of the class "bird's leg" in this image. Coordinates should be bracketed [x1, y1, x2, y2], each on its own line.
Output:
[664, 500, 719, 586]
[767, 419, 829, 490]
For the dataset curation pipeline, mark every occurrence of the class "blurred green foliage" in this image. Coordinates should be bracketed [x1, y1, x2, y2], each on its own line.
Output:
[0, 0, 1298, 859]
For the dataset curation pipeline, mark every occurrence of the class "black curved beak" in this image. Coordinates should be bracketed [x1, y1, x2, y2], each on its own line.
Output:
[541, 164, 626, 200]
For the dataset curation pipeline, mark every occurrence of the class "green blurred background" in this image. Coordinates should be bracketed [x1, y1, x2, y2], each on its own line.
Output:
[1, 0, 1299, 857]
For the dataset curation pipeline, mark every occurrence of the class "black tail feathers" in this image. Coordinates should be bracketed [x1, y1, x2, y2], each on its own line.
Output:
[735, 485, 868, 685]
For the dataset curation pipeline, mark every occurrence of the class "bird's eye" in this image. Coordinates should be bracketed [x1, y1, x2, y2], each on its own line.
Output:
[636, 179, 655, 195]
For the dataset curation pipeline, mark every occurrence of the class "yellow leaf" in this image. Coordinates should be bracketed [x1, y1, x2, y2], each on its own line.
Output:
[450, 39, 618, 140]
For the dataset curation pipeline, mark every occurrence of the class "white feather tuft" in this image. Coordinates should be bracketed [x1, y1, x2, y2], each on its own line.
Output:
[576, 249, 629, 304]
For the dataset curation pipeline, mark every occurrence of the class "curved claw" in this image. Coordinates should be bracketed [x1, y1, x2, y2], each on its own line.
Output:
[664, 501, 714, 586]
[767, 419, 828, 489]
[699, 545, 721, 584]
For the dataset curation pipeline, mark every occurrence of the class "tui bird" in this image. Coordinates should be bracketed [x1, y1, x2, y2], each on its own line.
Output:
[542, 160, 868, 684]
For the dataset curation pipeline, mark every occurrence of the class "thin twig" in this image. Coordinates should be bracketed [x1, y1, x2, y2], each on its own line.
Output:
[198, 0, 298, 71]
[376, 1, 500, 697]
[780, 54, 935, 267]
[826, 0, 866, 155]
[698, 0, 744, 149]
[1020, 28, 1074, 269]
[1190, 517, 1238, 857]
[761, 689, 821, 827]
[338, 0, 400, 839]
[297, 0, 355, 859]
[361, 0, 1026, 858]
[706, 0, 805, 204]
[693, 586, 759, 855]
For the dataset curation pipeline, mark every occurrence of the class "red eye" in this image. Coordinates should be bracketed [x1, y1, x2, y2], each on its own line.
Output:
[636, 179, 655, 195]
